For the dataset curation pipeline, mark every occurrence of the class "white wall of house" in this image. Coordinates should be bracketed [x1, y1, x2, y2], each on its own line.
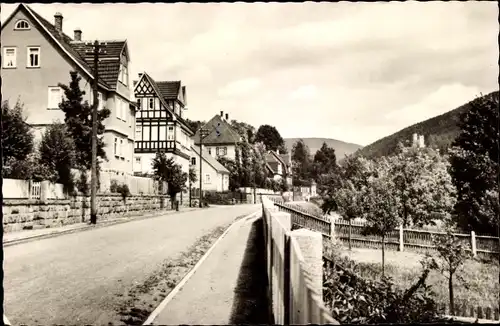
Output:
[190, 156, 228, 192]
[204, 144, 237, 161]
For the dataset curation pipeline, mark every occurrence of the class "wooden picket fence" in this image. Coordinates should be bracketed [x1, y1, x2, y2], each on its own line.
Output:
[334, 218, 499, 258]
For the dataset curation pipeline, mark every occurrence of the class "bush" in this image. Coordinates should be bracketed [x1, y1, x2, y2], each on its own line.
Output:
[116, 184, 131, 201]
[204, 191, 234, 205]
[323, 239, 440, 324]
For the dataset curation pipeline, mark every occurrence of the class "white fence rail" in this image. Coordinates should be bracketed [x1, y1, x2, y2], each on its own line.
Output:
[262, 196, 338, 325]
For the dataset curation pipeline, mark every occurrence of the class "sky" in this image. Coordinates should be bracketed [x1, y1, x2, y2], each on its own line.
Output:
[1, 2, 498, 146]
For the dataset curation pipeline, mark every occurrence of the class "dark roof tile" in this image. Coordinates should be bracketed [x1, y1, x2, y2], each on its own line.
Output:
[157, 81, 181, 100]
[193, 114, 241, 145]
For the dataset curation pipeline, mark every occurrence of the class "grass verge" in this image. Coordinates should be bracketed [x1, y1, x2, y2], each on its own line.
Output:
[115, 223, 232, 325]
[329, 243, 499, 308]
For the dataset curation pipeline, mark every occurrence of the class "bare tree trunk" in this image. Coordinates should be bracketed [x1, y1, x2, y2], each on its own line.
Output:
[449, 274, 454, 315]
[348, 219, 352, 251]
[382, 233, 386, 278]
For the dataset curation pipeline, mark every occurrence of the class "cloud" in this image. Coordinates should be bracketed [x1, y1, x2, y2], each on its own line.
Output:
[289, 85, 318, 101]
[218, 78, 261, 98]
[1, 2, 497, 146]
[385, 83, 483, 124]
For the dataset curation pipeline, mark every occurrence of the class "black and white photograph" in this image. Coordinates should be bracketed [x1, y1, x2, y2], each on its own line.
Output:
[1, 1, 498, 325]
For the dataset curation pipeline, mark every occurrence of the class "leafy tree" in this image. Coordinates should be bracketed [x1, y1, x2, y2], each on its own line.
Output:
[449, 92, 499, 236]
[3, 152, 53, 181]
[152, 152, 188, 204]
[334, 180, 364, 251]
[255, 124, 287, 153]
[292, 139, 312, 186]
[58, 71, 111, 171]
[185, 119, 205, 133]
[39, 123, 77, 194]
[1, 100, 34, 166]
[239, 137, 252, 186]
[218, 157, 240, 191]
[389, 143, 457, 228]
[189, 166, 197, 184]
[312, 142, 338, 181]
[361, 158, 401, 277]
[252, 142, 268, 188]
[231, 120, 256, 143]
[428, 228, 473, 314]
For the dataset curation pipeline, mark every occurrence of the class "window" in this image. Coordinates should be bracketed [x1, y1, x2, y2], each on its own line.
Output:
[191, 157, 196, 165]
[151, 126, 158, 141]
[114, 138, 118, 156]
[120, 139, 124, 157]
[135, 124, 142, 139]
[143, 126, 150, 141]
[208, 148, 211, 155]
[216, 147, 219, 155]
[159, 125, 166, 141]
[167, 126, 174, 141]
[135, 157, 141, 164]
[118, 62, 128, 86]
[137, 98, 141, 111]
[205, 173, 211, 184]
[3, 47, 17, 68]
[27, 47, 40, 67]
[149, 98, 154, 110]
[15, 20, 30, 30]
[98, 92, 104, 111]
[47, 87, 62, 109]
[223, 147, 227, 155]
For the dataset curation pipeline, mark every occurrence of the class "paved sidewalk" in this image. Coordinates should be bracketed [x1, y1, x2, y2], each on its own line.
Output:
[3, 207, 202, 246]
[151, 213, 270, 325]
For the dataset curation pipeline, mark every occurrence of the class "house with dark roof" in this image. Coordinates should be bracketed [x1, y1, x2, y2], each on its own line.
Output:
[190, 146, 230, 192]
[1, 4, 137, 175]
[265, 150, 293, 186]
[193, 111, 242, 161]
[132, 72, 194, 176]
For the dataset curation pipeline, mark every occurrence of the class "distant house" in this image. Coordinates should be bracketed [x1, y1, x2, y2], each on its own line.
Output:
[132, 72, 194, 175]
[1, 4, 137, 174]
[265, 150, 292, 185]
[193, 111, 242, 161]
[190, 145, 230, 192]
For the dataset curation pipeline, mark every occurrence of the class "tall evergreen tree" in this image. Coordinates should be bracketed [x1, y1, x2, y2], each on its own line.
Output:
[291, 139, 312, 186]
[58, 71, 111, 171]
[449, 92, 499, 235]
[1, 100, 34, 166]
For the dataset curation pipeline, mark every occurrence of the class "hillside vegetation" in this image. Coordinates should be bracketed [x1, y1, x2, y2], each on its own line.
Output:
[355, 91, 499, 159]
[284, 137, 362, 159]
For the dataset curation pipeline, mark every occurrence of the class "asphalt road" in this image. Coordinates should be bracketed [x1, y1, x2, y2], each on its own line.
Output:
[3, 204, 260, 325]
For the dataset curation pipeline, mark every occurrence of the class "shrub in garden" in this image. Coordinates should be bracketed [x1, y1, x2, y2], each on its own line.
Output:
[323, 240, 440, 324]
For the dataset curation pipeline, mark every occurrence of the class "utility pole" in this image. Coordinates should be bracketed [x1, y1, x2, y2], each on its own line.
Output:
[86, 40, 106, 225]
[198, 128, 210, 208]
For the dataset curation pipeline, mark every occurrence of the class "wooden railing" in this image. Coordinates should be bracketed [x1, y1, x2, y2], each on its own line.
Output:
[270, 198, 332, 239]
[262, 196, 338, 325]
[134, 140, 175, 152]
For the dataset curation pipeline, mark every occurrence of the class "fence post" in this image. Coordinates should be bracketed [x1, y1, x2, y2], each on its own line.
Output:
[40, 181, 50, 202]
[471, 231, 477, 257]
[399, 224, 404, 252]
[290, 229, 323, 301]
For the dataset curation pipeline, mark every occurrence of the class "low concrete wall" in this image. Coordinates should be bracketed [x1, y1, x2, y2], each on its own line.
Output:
[3, 194, 171, 233]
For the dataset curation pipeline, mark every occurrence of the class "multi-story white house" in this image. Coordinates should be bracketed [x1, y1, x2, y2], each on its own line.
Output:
[133, 72, 194, 176]
[190, 146, 230, 192]
[193, 111, 242, 161]
[1, 4, 137, 175]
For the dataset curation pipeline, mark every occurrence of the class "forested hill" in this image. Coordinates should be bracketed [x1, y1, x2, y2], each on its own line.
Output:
[284, 137, 362, 160]
[354, 91, 499, 159]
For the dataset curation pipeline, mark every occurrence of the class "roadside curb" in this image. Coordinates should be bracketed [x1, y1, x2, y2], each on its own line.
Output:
[142, 210, 261, 325]
[3, 207, 206, 247]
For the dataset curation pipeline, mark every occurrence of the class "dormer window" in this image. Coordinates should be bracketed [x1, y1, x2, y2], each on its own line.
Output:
[15, 20, 30, 30]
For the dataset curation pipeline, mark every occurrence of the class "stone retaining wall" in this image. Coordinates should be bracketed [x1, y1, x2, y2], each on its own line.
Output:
[3, 194, 172, 233]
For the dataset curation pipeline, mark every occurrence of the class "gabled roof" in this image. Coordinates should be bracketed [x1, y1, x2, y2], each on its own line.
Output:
[70, 40, 127, 89]
[134, 72, 194, 135]
[2, 4, 130, 92]
[265, 150, 290, 174]
[193, 114, 241, 145]
[157, 81, 181, 99]
[191, 146, 230, 174]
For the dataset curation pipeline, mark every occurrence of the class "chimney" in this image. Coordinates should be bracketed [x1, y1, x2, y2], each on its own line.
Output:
[419, 135, 425, 148]
[54, 12, 63, 34]
[412, 133, 418, 147]
[225, 113, 229, 121]
[220, 110, 224, 117]
[138, 73, 143, 78]
[276, 149, 280, 155]
[73, 28, 82, 41]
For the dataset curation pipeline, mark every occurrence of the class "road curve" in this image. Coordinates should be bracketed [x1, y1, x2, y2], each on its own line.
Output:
[4, 204, 260, 325]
